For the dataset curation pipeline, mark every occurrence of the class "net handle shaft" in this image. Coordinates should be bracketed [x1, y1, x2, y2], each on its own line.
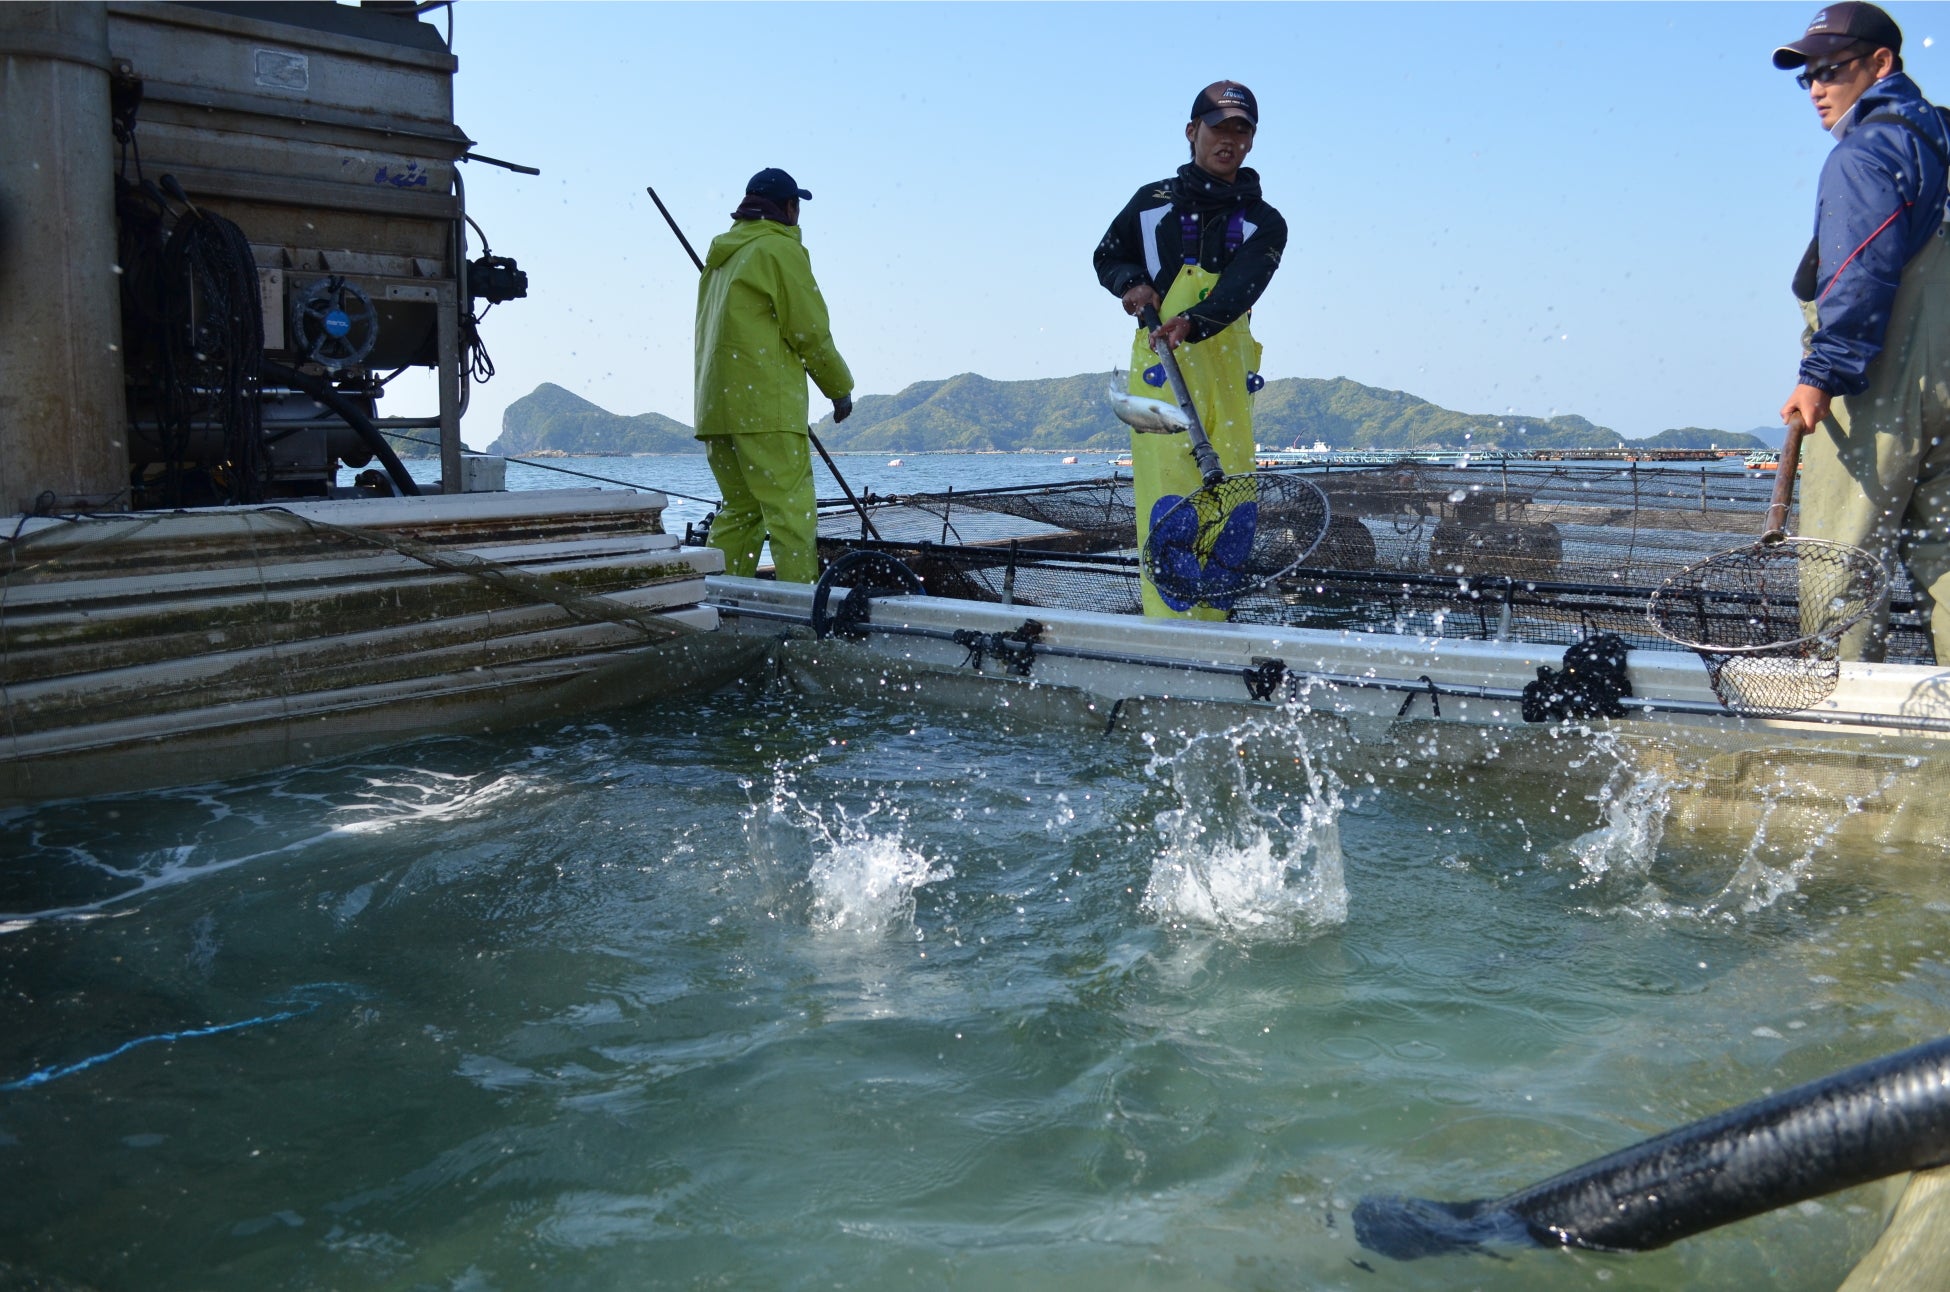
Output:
[1764, 412, 1807, 540]
[1138, 306, 1226, 485]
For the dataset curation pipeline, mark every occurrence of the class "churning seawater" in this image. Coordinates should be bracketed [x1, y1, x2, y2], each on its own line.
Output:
[5, 683, 1949, 1291]
[3, 456, 1948, 1290]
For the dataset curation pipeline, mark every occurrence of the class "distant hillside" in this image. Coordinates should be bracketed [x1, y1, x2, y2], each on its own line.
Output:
[814, 372, 1131, 451]
[1248, 378, 1619, 451]
[490, 383, 696, 456]
[1640, 426, 1771, 450]
[488, 374, 1769, 455]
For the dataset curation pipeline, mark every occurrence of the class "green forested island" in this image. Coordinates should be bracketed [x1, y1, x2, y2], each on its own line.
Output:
[483, 373, 1770, 457]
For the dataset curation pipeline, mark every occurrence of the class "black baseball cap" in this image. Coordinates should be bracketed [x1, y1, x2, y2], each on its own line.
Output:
[1190, 80, 1258, 128]
[1772, 2, 1902, 68]
[746, 167, 811, 203]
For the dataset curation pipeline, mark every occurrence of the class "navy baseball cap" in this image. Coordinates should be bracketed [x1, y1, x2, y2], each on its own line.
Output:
[746, 167, 811, 203]
[1190, 80, 1258, 128]
[1773, 2, 1903, 68]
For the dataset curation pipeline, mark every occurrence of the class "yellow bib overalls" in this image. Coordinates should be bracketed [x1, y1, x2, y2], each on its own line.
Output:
[1126, 258, 1263, 619]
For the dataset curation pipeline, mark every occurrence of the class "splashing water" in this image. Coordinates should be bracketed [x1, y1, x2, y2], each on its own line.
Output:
[1699, 761, 1895, 918]
[1565, 764, 1671, 888]
[809, 831, 952, 934]
[751, 759, 953, 935]
[1139, 712, 1348, 937]
[1585, 748, 1909, 923]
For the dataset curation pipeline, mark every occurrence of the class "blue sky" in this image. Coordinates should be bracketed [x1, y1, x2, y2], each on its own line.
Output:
[402, 1, 1948, 448]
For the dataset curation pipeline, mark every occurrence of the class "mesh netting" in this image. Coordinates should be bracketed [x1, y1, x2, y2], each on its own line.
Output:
[815, 461, 1934, 665]
[1647, 537, 1888, 714]
[1143, 475, 1329, 606]
[848, 544, 1144, 616]
[1698, 653, 1842, 717]
[822, 480, 1137, 549]
[950, 480, 1137, 546]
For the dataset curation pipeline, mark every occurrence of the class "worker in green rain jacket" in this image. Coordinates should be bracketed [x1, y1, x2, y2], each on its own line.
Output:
[694, 167, 854, 583]
[1094, 81, 1288, 619]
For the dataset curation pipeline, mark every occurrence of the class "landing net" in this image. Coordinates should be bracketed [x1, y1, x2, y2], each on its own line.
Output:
[1647, 536, 1888, 714]
[1143, 474, 1330, 608]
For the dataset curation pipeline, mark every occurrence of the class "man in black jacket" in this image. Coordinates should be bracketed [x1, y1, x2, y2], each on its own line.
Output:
[1094, 81, 1288, 617]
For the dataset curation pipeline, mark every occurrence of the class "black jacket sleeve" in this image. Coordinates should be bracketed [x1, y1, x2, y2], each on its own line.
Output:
[1093, 184, 1287, 343]
[1093, 184, 1166, 301]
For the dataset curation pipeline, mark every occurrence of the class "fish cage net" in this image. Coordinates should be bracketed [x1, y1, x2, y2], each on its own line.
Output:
[816, 460, 1934, 664]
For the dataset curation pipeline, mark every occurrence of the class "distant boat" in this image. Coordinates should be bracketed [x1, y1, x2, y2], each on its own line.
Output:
[1255, 439, 1334, 467]
[887, 458, 904, 467]
[1061, 455, 1079, 465]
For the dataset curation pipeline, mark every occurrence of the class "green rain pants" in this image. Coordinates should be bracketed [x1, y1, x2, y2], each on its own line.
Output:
[703, 431, 818, 584]
[1127, 264, 1263, 620]
[1798, 224, 1950, 663]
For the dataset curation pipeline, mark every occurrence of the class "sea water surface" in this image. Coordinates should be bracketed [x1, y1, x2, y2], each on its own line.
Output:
[2, 454, 1947, 1290]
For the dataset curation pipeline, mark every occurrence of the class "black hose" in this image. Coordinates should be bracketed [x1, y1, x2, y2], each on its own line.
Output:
[1354, 1035, 1950, 1259]
[260, 361, 421, 497]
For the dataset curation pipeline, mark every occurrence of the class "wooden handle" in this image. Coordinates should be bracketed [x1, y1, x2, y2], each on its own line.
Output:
[1764, 412, 1806, 540]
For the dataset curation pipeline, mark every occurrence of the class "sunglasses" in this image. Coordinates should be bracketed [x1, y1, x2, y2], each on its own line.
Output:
[1796, 53, 1869, 90]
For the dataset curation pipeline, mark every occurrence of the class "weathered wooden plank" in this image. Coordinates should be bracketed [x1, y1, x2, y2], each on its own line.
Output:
[4, 580, 715, 731]
[2, 546, 719, 677]
[0, 490, 675, 582]
[0, 610, 762, 809]
[3, 532, 690, 607]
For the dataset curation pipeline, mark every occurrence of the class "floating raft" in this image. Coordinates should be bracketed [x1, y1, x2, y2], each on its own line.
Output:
[711, 571, 1950, 855]
[1, 489, 754, 807]
[717, 468, 1950, 856]
[709, 572, 1950, 742]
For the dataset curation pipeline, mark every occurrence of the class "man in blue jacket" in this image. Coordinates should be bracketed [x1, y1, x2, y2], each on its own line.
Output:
[1775, 2, 1950, 662]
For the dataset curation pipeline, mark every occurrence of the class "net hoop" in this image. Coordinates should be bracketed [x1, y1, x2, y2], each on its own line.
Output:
[1141, 474, 1330, 607]
[1645, 536, 1888, 657]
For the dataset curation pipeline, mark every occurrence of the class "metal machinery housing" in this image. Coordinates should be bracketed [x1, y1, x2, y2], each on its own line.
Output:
[103, 0, 520, 503]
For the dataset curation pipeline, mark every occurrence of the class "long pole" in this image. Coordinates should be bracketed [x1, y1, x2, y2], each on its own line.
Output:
[1136, 305, 1225, 485]
[645, 185, 881, 541]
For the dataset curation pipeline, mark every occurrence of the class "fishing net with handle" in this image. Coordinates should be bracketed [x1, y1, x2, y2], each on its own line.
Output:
[1646, 415, 1887, 715]
[1120, 307, 1331, 608]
